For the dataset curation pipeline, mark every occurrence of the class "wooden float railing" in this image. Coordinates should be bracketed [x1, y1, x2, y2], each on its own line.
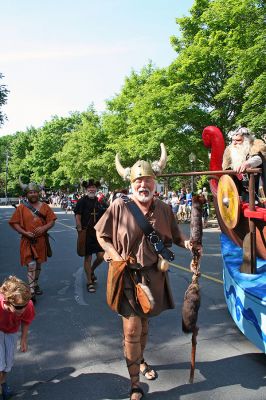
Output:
[158, 168, 262, 177]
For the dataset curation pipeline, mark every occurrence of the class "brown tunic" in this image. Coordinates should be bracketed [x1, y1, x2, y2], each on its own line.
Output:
[9, 203, 57, 266]
[95, 197, 186, 318]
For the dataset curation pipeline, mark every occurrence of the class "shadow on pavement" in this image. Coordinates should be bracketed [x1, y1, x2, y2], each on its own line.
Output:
[146, 352, 266, 399]
[16, 370, 149, 400]
[15, 353, 265, 399]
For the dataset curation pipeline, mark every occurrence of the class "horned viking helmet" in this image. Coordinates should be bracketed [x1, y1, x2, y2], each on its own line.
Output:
[228, 127, 252, 139]
[115, 143, 167, 182]
[19, 176, 44, 193]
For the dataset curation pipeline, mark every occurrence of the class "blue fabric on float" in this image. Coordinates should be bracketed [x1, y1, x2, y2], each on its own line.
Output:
[220, 233, 266, 302]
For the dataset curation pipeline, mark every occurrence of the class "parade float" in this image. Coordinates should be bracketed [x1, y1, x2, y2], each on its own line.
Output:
[159, 127, 266, 353]
[202, 126, 266, 353]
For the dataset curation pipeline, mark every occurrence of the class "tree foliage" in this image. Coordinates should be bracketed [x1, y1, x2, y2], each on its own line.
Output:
[170, 0, 265, 136]
[0, 0, 265, 196]
[0, 73, 9, 127]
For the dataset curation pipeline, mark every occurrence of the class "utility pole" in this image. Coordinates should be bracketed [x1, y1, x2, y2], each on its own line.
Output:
[189, 152, 196, 192]
[5, 151, 9, 205]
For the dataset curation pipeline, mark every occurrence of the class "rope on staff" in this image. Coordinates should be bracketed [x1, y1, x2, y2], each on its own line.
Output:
[182, 194, 205, 384]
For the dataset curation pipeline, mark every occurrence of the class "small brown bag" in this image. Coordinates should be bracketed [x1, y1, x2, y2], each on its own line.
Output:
[45, 234, 52, 257]
[77, 229, 87, 257]
[106, 260, 127, 312]
[128, 271, 155, 314]
[135, 283, 154, 314]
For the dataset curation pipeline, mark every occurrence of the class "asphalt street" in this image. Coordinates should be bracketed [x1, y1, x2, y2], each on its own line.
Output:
[0, 207, 265, 400]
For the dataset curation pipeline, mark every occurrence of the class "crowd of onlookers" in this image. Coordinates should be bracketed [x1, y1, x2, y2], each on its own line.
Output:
[36, 186, 210, 225]
[158, 187, 209, 225]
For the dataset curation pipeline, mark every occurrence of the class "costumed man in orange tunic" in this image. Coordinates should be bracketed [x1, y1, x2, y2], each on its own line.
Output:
[9, 179, 57, 303]
[95, 144, 198, 400]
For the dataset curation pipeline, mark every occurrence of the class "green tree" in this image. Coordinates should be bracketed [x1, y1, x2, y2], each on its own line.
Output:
[25, 112, 84, 188]
[55, 109, 107, 187]
[170, 0, 266, 136]
[7, 128, 37, 194]
[0, 73, 9, 127]
[0, 135, 13, 196]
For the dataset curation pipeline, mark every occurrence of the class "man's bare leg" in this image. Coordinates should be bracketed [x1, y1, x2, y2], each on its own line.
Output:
[35, 263, 43, 295]
[27, 261, 37, 302]
[140, 318, 157, 380]
[123, 316, 144, 400]
[84, 255, 95, 292]
[91, 251, 104, 281]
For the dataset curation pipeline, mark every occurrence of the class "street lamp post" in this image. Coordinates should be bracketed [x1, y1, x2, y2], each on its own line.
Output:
[5, 151, 9, 205]
[189, 152, 196, 192]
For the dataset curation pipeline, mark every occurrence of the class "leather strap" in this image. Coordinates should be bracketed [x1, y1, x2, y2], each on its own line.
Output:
[122, 196, 175, 261]
[21, 199, 46, 221]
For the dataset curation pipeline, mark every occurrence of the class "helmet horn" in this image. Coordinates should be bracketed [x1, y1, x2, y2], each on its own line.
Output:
[19, 176, 27, 191]
[115, 154, 131, 181]
[40, 178, 45, 189]
[157, 143, 167, 170]
[151, 143, 167, 173]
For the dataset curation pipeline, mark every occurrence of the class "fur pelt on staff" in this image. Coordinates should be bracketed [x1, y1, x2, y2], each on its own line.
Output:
[181, 194, 205, 383]
[182, 276, 201, 333]
[182, 195, 204, 333]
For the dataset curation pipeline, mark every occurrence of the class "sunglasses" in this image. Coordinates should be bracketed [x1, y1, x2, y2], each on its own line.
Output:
[10, 302, 28, 310]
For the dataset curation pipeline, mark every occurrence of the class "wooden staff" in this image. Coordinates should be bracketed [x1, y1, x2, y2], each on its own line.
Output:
[182, 194, 204, 383]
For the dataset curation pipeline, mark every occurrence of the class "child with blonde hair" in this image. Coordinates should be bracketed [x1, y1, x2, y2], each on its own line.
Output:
[0, 276, 35, 399]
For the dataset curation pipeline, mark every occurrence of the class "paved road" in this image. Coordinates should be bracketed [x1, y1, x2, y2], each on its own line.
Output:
[0, 207, 265, 400]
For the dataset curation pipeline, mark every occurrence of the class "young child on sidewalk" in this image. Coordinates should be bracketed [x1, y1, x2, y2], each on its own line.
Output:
[0, 276, 35, 400]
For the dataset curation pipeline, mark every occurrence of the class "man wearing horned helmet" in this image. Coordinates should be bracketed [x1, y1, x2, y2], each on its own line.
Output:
[95, 144, 196, 400]
[9, 179, 57, 303]
[222, 127, 266, 201]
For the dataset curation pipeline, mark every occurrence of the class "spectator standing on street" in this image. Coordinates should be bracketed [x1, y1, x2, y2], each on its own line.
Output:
[74, 179, 107, 293]
[177, 188, 186, 221]
[201, 187, 209, 227]
[65, 197, 73, 214]
[185, 188, 192, 220]
[170, 191, 179, 216]
[202, 187, 209, 202]
[0, 276, 35, 400]
[9, 180, 57, 303]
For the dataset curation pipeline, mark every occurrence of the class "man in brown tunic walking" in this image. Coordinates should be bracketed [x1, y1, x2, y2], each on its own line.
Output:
[95, 144, 196, 400]
[9, 180, 57, 303]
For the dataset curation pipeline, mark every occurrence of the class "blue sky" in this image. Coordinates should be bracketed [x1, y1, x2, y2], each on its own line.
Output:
[0, 0, 194, 135]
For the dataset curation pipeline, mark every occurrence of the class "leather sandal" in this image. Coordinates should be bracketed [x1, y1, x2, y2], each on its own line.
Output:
[87, 283, 96, 293]
[130, 387, 144, 400]
[35, 285, 43, 295]
[140, 359, 157, 380]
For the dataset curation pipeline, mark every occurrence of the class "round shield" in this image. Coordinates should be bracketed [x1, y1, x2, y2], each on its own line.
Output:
[217, 175, 240, 229]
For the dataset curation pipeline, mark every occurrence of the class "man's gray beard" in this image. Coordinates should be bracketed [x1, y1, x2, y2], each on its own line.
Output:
[230, 138, 251, 170]
[87, 192, 96, 198]
[132, 187, 155, 203]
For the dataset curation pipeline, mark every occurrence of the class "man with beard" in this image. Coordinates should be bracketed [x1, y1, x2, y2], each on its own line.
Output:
[9, 180, 57, 303]
[222, 127, 266, 202]
[95, 144, 196, 400]
[74, 179, 107, 293]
